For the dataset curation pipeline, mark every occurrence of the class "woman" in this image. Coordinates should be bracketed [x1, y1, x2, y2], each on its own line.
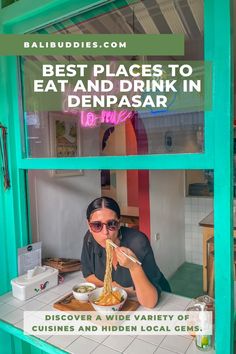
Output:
[81, 197, 171, 308]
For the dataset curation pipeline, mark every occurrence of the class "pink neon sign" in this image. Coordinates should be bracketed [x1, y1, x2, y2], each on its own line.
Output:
[62, 85, 134, 127]
[62, 60, 134, 127]
[80, 110, 133, 127]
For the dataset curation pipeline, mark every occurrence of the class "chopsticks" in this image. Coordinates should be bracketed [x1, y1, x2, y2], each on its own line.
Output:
[107, 239, 142, 266]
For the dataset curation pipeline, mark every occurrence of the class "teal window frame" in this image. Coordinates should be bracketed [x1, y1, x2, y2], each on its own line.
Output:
[0, 1, 234, 353]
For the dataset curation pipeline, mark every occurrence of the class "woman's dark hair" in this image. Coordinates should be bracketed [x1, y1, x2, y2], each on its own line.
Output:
[86, 197, 120, 220]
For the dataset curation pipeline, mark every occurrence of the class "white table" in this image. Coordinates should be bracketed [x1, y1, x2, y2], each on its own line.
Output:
[0, 271, 215, 354]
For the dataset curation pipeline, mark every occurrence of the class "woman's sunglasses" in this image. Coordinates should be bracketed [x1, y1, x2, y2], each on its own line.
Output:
[89, 219, 119, 232]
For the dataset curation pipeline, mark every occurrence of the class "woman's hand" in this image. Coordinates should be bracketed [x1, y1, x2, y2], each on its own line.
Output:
[115, 246, 140, 271]
[115, 247, 158, 307]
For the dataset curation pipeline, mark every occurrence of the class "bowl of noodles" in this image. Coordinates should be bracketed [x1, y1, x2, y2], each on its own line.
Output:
[89, 287, 127, 312]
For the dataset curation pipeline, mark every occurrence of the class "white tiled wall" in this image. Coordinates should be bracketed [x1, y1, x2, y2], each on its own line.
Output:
[185, 197, 213, 265]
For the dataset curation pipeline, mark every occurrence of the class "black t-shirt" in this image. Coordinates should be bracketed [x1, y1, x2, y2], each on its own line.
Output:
[81, 226, 171, 296]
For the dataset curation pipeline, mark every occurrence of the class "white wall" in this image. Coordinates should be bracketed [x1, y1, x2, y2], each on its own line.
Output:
[29, 170, 100, 259]
[149, 170, 185, 279]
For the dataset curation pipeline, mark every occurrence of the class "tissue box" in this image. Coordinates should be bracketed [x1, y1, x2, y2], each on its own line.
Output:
[11, 266, 59, 301]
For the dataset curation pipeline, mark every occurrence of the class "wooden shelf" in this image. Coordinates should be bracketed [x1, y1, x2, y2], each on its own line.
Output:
[120, 214, 139, 229]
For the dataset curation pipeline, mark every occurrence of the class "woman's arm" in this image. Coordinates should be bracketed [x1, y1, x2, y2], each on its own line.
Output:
[115, 247, 158, 308]
[85, 274, 104, 287]
[112, 281, 136, 297]
[129, 263, 158, 308]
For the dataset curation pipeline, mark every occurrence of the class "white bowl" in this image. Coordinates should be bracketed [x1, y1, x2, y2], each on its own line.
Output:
[72, 282, 96, 302]
[89, 287, 127, 312]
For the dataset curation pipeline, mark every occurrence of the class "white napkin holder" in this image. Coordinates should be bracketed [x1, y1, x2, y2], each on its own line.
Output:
[11, 266, 58, 301]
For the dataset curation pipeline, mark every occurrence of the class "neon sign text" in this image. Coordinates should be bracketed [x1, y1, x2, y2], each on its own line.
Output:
[81, 110, 133, 127]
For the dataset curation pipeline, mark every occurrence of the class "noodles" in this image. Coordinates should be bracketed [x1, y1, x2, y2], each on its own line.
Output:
[94, 291, 122, 306]
[94, 239, 122, 306]
[103, 239, 113, 295]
